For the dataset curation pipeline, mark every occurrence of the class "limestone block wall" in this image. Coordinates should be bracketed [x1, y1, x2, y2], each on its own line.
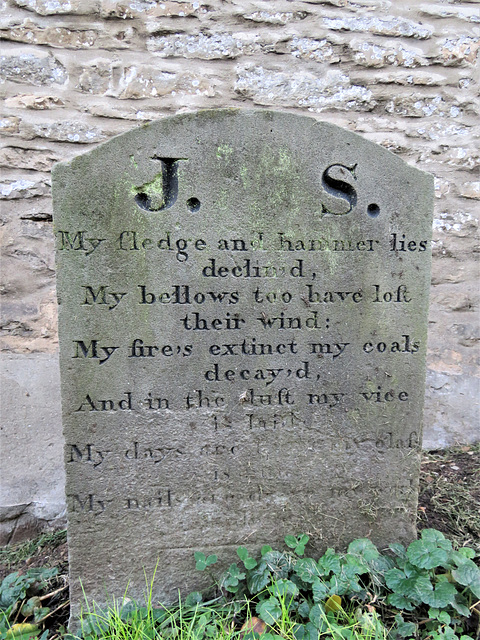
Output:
[1, 0, 479, 540]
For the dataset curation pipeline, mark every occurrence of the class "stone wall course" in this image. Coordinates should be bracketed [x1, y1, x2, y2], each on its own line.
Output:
[10, 0, 99, 16]
[0, 145, 60, 171]
[0, 50, 68, 84]
[1, 176, 50, 198]
[0, 0, 479, 538]
[146, 32, 258, 58]
[419, 4, 480, 23]
[23, 118, 108, 142]
[235, 64, 375, 110]
[437, 36, 480, 66]
[4, 94, 65, 109]
[349, 41, 430, 68]
[321, 15, 435, 39]
[99, 0, 208, 20]
[459, 181, 480, 199]
[0, 18, 98, 48]
[1, 116, 22, 134]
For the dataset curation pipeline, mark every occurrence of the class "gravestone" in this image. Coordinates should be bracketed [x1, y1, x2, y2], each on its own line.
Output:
[53, 109, 434, 617]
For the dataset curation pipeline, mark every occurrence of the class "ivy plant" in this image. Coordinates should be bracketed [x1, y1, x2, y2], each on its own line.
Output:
[0, 568, 58, 640]
[194, 529, 480, 640]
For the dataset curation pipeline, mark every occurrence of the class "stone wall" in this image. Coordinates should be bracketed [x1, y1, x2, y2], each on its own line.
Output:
[1, 0, 479, 541]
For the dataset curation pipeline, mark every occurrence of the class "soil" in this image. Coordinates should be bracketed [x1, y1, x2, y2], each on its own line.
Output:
[417, 444, 480, 551]
[1, 444, 479, 636]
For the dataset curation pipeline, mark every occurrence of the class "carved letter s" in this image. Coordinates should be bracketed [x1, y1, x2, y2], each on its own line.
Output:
[321, 163, 357, 215]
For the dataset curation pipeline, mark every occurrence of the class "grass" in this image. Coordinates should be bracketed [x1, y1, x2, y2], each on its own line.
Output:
[77, 598, 240, 640]
[0, 530, 67, 570]
[76, 584, 391, 640]
[77, 568, 242, 640]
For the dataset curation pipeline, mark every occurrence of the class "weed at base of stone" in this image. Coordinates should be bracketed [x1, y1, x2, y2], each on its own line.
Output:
[6, 529, 474, 640]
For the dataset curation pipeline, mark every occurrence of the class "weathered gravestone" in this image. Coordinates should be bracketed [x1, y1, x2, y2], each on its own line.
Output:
[53, 109, 434, 617]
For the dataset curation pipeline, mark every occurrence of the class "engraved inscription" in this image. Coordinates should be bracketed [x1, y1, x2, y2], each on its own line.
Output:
[54, 111, 433, 612]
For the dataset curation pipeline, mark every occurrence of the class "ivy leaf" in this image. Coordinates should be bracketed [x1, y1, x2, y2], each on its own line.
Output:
[389, 543, 407, 560]
[328, 572, 352, 596]
[385, 568, 408, 593]
[402, 575, 433, 604]
[451, 597, 471, 618]
[228, 563, 245, 579]
[205, 624, 217, 639]
[430, 610, 451, 625]
[452, 559, 480, 598]
[257, 597, 282, 625]
[0, 572, 41, 610]
[312, 578, 328, 602]
[442, 627, 458, 640]
[344, 554, 369, 575]
[308, 603, 326, 630]
[247, 561, 270, 594]
[403, 562, 423, 578]
[451, 549, 475, 566]
[244, 558, 257, 570]
[194, 552, 217, 571]
[192, 613, 209, 640]
[296, 600, 311, 619]
[32, 608, 50, 624]
[185, 592, 203, 607]
[119, 602, 137, 621]
[394, 614, 417, 638]
[422, 582, 457, 608]
[421, 529, 452, 551]
[296, 535, 309, 556]
[294, 558, 320, 584]
[347, 539, 379, 562]
[5, 624, 40, 640]
[290, 573, 309, 592]
[263, 551, 292, 579]
[368, 554, 395, 575]
[387, 593, 415, 612]
[318, 549, 341, 576]
[25, 568, 57, 583]
[81, 613, 110, 636]
[20, 597, 42, 617]
[151, 609, 167, 623]
[272, 579, 299, 599]
[330, 567, 363, 596]
[293, 622, 319, 640]
[407, 540, 448, 570]
[224, 585, 239, 595]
